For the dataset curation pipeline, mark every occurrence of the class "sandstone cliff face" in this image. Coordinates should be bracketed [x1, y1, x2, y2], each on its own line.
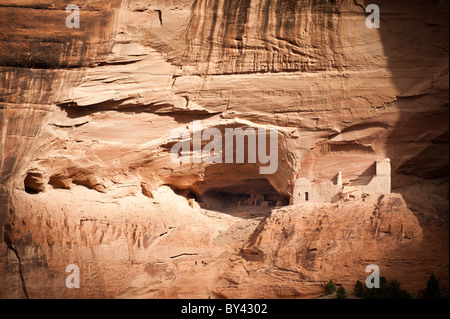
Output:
[0, 0, 448, 298]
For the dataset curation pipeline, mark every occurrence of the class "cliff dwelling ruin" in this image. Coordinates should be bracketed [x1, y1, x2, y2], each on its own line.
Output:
[168, 177, 290, 212]
[292, 158, 391, 204]
[170, 159, 391, 211]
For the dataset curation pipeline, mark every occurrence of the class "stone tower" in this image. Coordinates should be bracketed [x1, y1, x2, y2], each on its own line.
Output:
[337, 171, 343, 186]
[375, 158, 391, 194]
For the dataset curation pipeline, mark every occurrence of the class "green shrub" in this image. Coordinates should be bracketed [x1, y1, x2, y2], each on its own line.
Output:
[354, 280, 364, 298]
[336, 286, 347, 299]
[325, 280, 337, 295]
[355, 277, 412, 299]
[383, 279, 412, 299]
[422, 273, 441, 299]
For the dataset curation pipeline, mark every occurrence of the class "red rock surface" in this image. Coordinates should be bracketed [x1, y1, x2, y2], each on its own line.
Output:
[0, 0, 448, 298]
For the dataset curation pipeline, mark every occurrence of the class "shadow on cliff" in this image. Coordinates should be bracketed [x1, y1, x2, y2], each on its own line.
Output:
[371, 0, 449, 295]
[374, 0, 449, 185]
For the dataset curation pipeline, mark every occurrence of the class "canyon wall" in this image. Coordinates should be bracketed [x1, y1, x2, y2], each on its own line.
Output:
[0, 0, 448, 298]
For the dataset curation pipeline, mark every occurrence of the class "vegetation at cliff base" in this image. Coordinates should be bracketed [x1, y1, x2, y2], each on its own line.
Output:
[325, 280, 337, 295]
[422, 273, 442, 299]
[353, 277, 412, 299]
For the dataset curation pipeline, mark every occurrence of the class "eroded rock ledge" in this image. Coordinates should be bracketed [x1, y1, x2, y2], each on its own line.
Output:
[3, 187, 426, 299]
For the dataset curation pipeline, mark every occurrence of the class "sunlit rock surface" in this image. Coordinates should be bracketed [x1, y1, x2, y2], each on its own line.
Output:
[0, 0, 448, 298]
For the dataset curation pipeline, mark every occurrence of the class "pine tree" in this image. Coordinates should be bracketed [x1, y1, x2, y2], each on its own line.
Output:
[337, 286, 347, 299]
[423, 273, 441, 299]
[325, 280, 337, 295]
[354, 280, 364, 298]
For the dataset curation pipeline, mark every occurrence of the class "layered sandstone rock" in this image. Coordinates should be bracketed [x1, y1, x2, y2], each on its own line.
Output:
[0, 0, 448, 298]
